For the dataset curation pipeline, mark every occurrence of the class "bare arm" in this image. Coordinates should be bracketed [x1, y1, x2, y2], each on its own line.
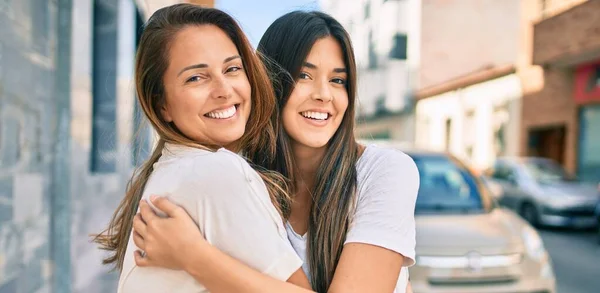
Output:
[134, 198, 313, 293]
[135, 197, 409, 293]
[327, 243, 404, 293]
[179, 240, 312, 293]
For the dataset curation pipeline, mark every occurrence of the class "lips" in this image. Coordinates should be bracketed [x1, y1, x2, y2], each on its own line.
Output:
[205, 104, 238, 119]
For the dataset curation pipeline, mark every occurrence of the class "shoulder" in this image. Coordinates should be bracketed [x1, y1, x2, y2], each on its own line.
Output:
[359, 145, 419, 184]
[192, 149, 248, 174]
[177, 148, 253, 186]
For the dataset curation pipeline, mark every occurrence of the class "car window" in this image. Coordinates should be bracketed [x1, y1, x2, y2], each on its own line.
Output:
[523, 159, 577, 183]
[411, 154, 486, 214]
[492, 162, 516, 183]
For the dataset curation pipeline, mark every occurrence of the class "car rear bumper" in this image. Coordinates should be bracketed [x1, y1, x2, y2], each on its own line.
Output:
[539, 214, 597, 228]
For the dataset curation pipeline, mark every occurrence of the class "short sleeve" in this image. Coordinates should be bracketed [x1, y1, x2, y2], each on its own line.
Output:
[344, 148, 419, 267]
[167, 151, 302, 281]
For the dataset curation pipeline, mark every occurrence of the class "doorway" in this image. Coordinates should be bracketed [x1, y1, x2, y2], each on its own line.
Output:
[527, 125, 566, 165]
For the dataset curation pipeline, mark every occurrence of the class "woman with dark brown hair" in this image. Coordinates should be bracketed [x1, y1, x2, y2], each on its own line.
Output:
[93, 4, 312, 293]
[132, 10, 419, 293]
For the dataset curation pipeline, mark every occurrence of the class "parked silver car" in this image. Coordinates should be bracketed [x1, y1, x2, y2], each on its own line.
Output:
[596, 201, 600, 243]
[485, 157, 600, 228]
[365, 141, 556, 293]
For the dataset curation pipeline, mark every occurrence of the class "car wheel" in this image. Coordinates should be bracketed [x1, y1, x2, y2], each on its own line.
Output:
[521, 203, 540, 227]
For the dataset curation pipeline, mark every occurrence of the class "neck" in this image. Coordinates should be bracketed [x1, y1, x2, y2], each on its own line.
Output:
[291, 142, 327, 191]
[224, 140, 240, 153]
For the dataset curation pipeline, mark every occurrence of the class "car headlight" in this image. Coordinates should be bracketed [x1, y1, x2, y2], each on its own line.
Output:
[522, 225, 547, 262]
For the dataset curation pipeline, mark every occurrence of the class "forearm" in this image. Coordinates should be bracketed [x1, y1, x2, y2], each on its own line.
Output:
[184, 241, 314, 293]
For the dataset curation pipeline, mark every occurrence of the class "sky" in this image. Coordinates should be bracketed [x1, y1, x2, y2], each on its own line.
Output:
[215, 0, 321, 47]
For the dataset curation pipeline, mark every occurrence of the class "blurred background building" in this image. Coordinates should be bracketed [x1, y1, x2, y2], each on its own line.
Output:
[320, 0, 421, 142]
[0, 1, 213, 292]
[414, 0, 524, 171]
[524, 0, 600, 183]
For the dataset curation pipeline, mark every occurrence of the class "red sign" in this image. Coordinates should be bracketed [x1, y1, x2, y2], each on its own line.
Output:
[574, 60, 600, 104]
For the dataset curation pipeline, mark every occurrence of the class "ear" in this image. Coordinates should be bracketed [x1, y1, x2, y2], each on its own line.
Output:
[160, 103, 173, 122]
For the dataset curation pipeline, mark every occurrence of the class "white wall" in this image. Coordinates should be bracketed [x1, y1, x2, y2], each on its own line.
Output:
[320, 0, 421, 120]
[415, 74, 522, 170]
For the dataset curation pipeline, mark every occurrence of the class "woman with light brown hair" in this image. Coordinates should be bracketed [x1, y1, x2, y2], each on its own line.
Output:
[93, 4, 312, 292]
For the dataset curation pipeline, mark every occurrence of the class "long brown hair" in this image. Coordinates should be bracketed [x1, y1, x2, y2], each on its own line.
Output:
[93, 3, 290, 271]
[257, 11, 360, 291]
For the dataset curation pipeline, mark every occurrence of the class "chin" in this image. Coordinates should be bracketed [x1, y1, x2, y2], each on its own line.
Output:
[214, 131, 245, 146]
[301, 137, 331, 149]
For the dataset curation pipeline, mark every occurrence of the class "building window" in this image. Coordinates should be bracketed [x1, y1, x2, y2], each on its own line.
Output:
[364, 2, 370, 20]
[493, 106, 509, 157]
[368, 30, 377, 69]
[0, 117, 21, 167]
[389, 33, 407, 60]
[445, 118, 452, 151]
[31, 0, 50, 55]
[90, 0, 118, 173]
[463, 110, 476, 159]
[375, 95, 387, 115]
[578, 105, 600, 183]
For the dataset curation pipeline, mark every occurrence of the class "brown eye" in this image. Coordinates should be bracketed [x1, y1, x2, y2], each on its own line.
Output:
[186, 75, 201, 83]
[299, 72, 311, 80]
[226, 66, 242, 73]
[331, 78, 346, 85]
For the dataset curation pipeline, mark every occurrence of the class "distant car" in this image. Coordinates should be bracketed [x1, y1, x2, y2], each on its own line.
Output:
[484, 157, 600, 228]
[596, 199, 600, 244]
[372, 142, 556, 293]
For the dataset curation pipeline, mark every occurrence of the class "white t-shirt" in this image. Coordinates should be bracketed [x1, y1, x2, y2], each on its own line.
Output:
[118, 144, 302, 293]
[286, 145, 419, 292]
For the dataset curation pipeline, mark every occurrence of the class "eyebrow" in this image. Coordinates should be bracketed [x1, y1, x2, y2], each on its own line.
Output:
[303, 62, 347, 73]
[177, 55, 241, 77]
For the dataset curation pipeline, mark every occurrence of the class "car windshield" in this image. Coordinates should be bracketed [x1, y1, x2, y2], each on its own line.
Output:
[523, 159, 577, 184]
[411, 154, 485, 214]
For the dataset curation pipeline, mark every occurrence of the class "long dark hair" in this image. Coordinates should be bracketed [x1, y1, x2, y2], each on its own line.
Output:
[257, 11, 360, 292]
[93, 3, 290, 271]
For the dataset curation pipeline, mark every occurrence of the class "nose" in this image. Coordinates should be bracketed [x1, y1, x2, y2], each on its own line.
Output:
[210, 75, 233, 100]
[311, 80, 333, 102]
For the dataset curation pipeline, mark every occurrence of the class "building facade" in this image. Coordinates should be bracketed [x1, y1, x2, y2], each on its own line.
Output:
[415, 66, 522, 170]
[0, 1, 212, 292]
[320, 0, 421, 141]
[414, 0, 596, 173]
[415, 0, 523, 171]
[523, 0, 600, 182]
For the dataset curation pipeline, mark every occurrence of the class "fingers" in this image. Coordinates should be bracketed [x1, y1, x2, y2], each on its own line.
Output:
[133, 231, 145, 250]
[132, 213, 147, 238]
[150, 195, 183, 218]
[139, 200, 158, 223]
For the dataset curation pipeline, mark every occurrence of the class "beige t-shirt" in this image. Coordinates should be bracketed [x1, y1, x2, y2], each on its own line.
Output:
[118, 144, 302, 293]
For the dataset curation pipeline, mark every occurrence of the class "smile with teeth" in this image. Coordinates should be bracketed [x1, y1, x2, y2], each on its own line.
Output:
[205, 105, 238, 119]
[300, 111, 330, 121]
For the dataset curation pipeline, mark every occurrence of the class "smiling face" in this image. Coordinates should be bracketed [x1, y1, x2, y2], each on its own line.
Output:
[160, 24, 251, 147]
[281, 36, 349, 150]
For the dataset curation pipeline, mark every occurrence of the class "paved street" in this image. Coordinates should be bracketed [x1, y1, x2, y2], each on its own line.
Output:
[539, 228, 600, 293]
